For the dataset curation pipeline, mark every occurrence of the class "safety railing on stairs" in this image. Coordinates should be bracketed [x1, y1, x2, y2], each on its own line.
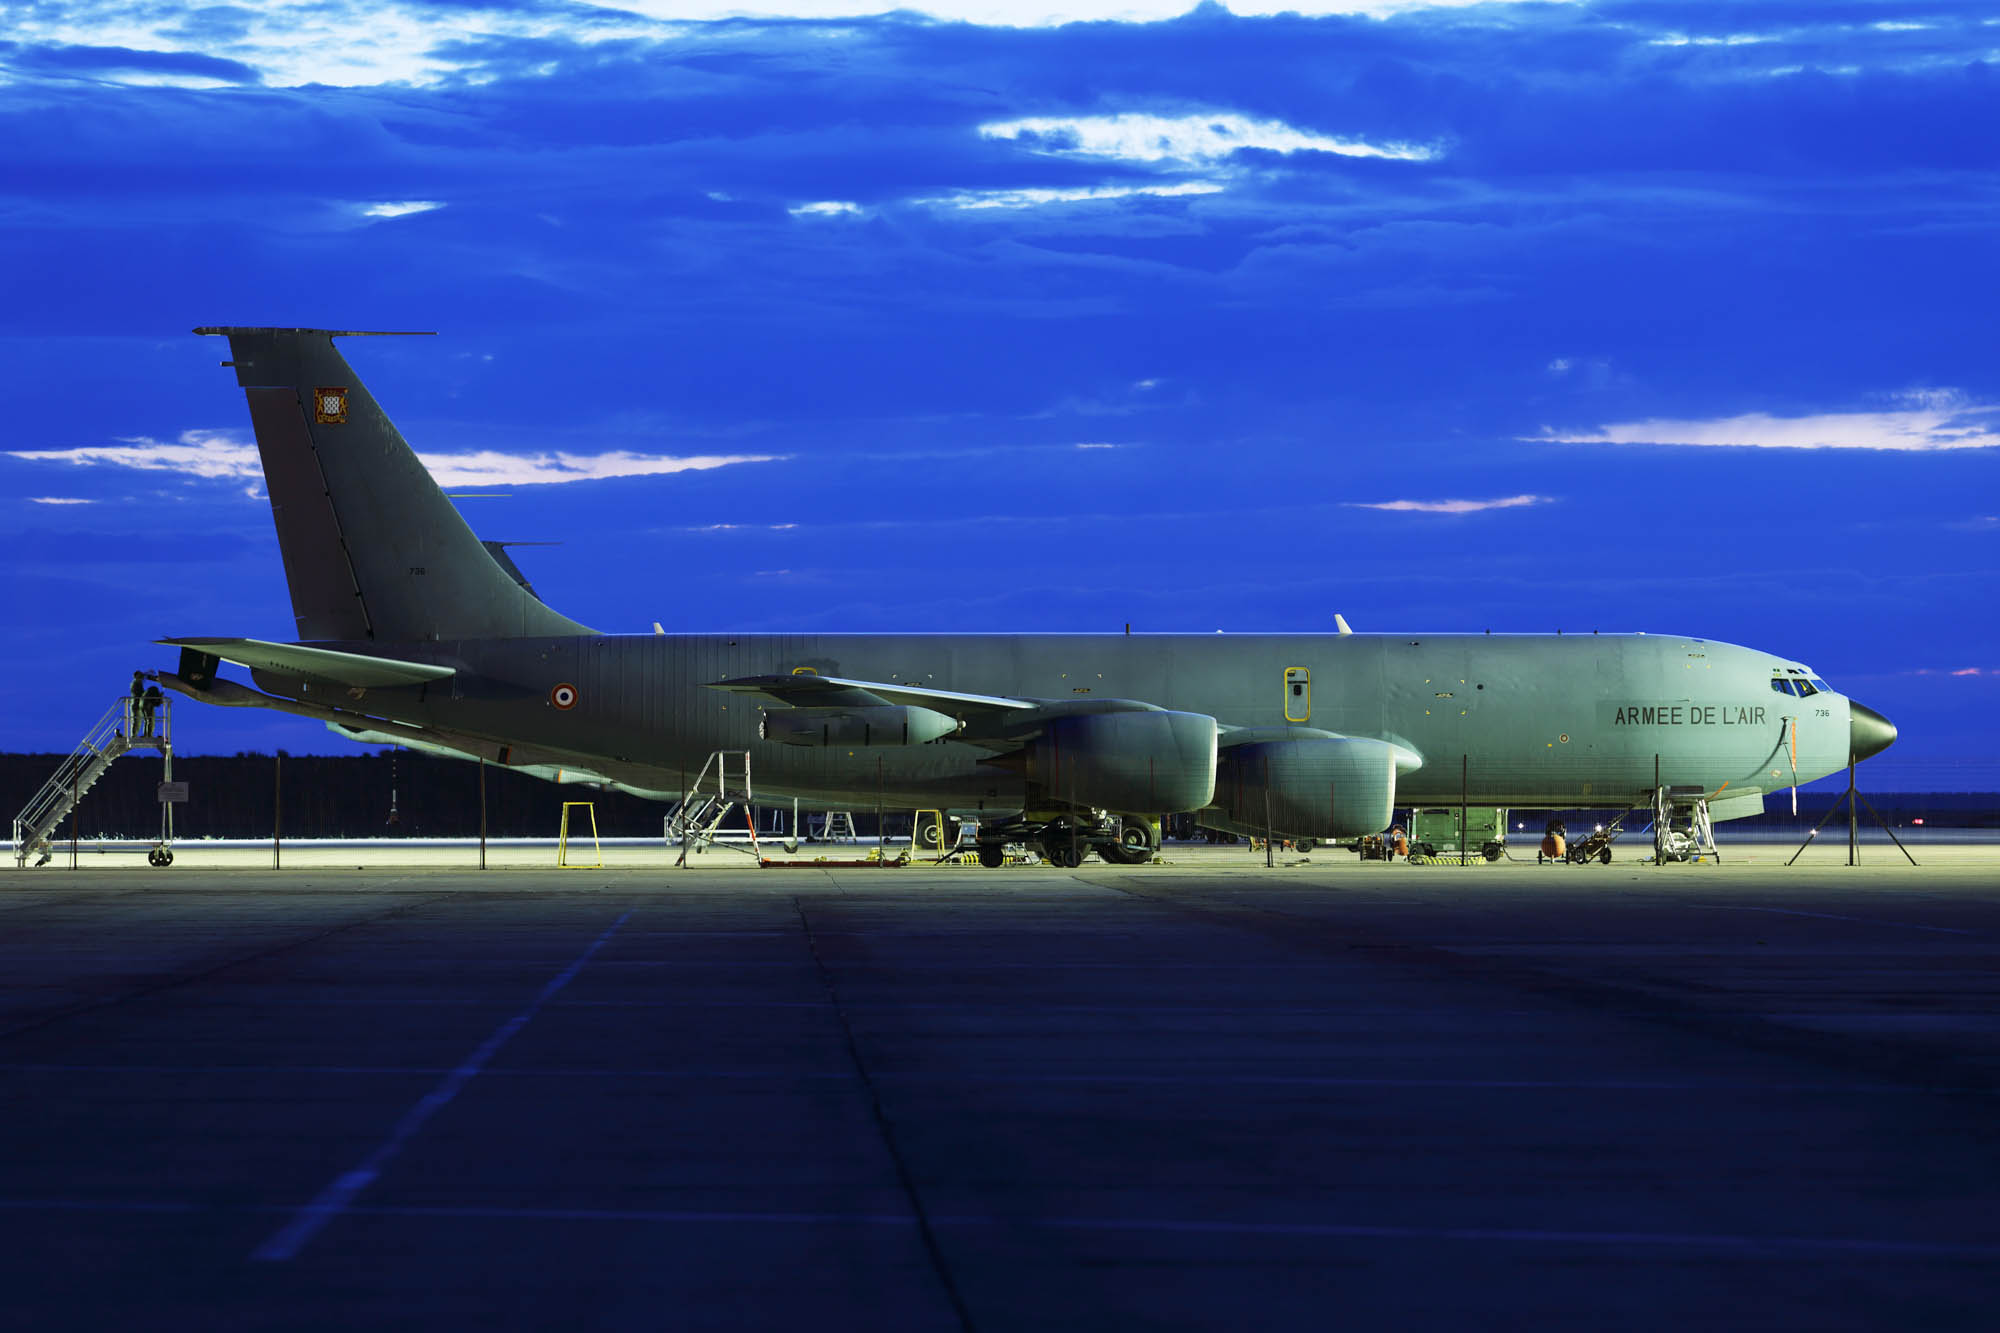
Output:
[14, 690, 173, 867]
[671, 750, 760, 866]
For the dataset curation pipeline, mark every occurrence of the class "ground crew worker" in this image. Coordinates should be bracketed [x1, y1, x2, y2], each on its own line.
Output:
[128, 671, 145, 737]
[141, 683, 163, 737]
[1388, 825, 1409, 859]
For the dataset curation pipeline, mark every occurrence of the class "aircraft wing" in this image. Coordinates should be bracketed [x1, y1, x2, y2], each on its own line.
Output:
[708, 673, 1036, 717]
[160, 637, 456, 688]
[710, 672, 1176, 750]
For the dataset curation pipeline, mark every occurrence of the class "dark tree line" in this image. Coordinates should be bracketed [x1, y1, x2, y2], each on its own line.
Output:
[1, 751, 684, 840]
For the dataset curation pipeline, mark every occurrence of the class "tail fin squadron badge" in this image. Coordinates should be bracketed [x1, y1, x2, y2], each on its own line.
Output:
[313, 386, 349, 424]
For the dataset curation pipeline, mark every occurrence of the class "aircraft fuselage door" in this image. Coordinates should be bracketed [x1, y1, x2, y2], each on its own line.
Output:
[1284, 666, 1310, 722]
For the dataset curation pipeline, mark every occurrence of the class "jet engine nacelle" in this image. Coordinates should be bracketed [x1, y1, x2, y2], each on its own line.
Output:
[761, 705, 959, 747]
[1029, 710, 1218, 813]
[1213, 736, 1403, 838]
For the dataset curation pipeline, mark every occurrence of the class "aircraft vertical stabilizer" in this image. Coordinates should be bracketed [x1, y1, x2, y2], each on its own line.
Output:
[194, 327, 593, 643]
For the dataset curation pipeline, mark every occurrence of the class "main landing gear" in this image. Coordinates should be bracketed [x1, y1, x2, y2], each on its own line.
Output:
[1044, 841, 1087, 869]
[972, 812, 1160, 868]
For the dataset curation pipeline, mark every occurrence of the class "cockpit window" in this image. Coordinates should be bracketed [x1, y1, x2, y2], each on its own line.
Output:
[1771, 669, 1822, 698]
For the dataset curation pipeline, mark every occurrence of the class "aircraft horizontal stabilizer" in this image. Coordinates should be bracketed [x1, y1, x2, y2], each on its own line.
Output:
[160, 637, 456, 688]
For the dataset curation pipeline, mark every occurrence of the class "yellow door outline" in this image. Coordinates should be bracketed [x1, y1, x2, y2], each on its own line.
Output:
[1284, 666, 1310, 722]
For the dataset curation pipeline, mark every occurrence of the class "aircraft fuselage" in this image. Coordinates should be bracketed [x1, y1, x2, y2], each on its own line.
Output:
[249, 629, 1858, 815]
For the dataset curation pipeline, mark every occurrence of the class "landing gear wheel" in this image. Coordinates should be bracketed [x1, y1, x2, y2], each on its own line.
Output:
[1045, 843, 1085, 869]
[147, 846, 173, 867]
[978, 844, 1005, 868]
[1098, 816, 1159, 865]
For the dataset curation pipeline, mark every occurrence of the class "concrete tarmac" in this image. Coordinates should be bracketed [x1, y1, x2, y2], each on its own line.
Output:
[3, 847, 1997, 1329]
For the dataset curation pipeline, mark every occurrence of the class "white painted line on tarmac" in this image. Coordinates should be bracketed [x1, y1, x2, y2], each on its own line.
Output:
[249, 909, 632, 1263]
[1698, 905, 1975, 935]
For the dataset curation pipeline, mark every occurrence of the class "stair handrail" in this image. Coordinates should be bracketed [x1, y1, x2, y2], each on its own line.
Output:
[15, 696, 133, 847]
[672, 750, 757, 865]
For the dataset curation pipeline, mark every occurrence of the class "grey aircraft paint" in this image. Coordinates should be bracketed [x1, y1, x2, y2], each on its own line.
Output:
[164, 329, 1896, 849]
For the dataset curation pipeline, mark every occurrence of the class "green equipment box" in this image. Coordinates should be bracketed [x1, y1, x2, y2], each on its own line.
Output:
[1408, 807, 1505, 857]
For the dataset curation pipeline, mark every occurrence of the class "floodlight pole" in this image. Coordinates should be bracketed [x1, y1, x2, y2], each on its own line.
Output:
[1263, 756, 1274, 869]
[478, 758, 488, 870]
[1848, 759, 1858, 867]
[1460, 754, 1469, 868]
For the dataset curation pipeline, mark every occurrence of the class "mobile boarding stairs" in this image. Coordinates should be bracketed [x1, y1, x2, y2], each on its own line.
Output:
[14, 691, 177, 868]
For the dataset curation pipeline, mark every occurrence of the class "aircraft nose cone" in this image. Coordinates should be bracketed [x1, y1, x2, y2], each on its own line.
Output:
[1849, 701, 1897, 762]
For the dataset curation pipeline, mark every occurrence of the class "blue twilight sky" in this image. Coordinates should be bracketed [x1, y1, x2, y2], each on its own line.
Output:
[1, 0, 1996, 788]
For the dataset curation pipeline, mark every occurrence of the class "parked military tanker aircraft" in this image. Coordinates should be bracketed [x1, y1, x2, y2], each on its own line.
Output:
[157, 327, 1896, 866]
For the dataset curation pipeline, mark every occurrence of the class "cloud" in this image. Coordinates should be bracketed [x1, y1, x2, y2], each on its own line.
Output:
[0, 2, 594, 88]
[5, 42, 262, 86]
[980, 112, 1439, 165]
[2, 3, 1555, 95]
[788, 200, 862, 217]
[26, 496, 95, 505]
[6, 433, 786, 488]
[417, 450, 789, 486]
[682, 521, 799, 532]
[1346, 495, 1551, 514]
[1648, 33, 1773, 50]
[919, 182, 1225, 210]
[359, 200, 444, 219]
[1535, 396, 2000, 451]
[7, 432, 264, 480]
